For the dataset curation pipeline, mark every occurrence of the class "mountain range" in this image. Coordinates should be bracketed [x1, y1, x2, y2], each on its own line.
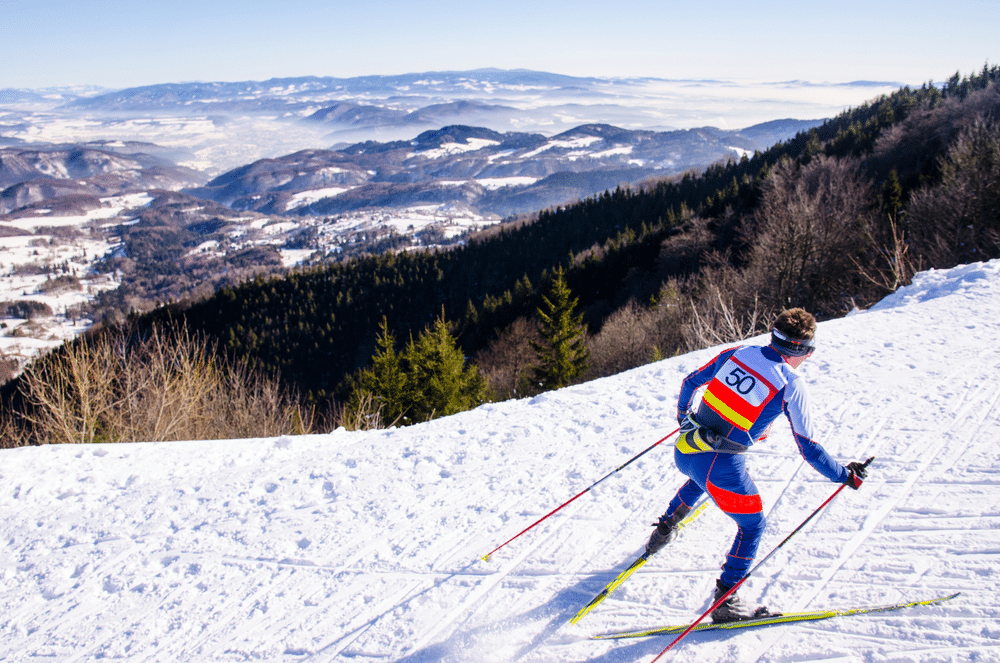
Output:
[190, 119, 821, 218]
[2, 69, 828, 218]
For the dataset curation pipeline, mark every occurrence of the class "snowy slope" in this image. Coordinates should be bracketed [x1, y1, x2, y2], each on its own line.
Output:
[2, 260, 1000, 662]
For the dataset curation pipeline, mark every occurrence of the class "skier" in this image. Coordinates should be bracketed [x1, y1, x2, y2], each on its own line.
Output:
[646, 308, 868, 622]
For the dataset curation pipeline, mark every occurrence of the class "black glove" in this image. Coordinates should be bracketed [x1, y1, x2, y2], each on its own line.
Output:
[678, 412, 699, 434]
[844, 460, 868, 490]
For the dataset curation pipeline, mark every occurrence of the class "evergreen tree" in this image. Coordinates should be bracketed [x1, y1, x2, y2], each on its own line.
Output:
[350, 313, 488, 427]
[352, 318, 410, 426]
[404, 313, 488, 423]
[881, 168, 904, 219]
[530, 267, 590, 391]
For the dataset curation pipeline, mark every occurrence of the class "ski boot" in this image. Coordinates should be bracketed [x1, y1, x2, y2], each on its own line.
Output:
[711, 579, 779, 623]
[645, 504, 691, 556]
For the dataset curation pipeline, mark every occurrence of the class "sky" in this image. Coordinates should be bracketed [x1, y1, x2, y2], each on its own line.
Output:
[1, 0, 997, 90]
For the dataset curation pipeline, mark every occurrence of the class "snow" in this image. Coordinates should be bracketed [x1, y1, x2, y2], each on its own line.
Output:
[567, 145, 634, 160]
[315, 204, 493, 242]
[287, 187, 353, 209]
[410, 138, 501, 160]
[2, 259, 1000, 662]
[0, 194, 139, 369]
[475, 176, 540, 190]
[522, 135, 603, 159]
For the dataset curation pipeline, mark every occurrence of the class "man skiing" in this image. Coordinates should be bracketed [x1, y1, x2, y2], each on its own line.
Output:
[646, 308, 868, 623]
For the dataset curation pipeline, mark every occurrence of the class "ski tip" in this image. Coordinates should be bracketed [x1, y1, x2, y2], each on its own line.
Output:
[480, 554, 491, 562]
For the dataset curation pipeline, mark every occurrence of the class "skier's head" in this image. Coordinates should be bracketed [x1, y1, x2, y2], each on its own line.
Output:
[770, 308, 816, 358]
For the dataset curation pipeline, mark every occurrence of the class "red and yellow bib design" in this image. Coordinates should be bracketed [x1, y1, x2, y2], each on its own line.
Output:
[702, 356, 779, 432]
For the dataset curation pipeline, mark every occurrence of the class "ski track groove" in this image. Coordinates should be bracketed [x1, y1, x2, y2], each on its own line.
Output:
[151, 563, 282, 661]
[305, 578, 426, 661]
[399, 492, 598, 658]
[4, 536, 146, 661]
[199, 564, 305, 661]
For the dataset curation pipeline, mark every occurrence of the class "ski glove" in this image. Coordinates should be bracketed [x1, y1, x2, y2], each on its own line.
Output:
[679, 412, 699, 434]
[844, 460, 868, 490]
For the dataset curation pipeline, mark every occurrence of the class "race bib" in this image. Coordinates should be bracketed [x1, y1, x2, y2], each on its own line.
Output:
[702, 357, 778, 431]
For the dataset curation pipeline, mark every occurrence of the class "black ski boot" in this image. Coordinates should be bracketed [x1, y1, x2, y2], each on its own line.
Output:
[645, 504, 691, 556]
[710, 579, 778, 623]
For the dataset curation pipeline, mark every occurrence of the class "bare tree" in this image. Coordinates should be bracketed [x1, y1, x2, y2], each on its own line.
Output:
[474, 317, 541, 399]
[905, 116, 1000, 267]
[741, 155, 874, 315]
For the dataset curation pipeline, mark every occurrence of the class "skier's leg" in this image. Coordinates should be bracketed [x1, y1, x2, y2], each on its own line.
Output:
[646, 449, 709, 555]
[702, 453, 765, 585]
[665, 479, 703, 518]
[701, 453, 770, 621]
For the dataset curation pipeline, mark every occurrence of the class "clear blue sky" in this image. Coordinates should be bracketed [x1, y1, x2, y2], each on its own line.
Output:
[2, 0, 996, 89]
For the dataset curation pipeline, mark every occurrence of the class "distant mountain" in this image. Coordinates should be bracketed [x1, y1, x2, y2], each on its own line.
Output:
[60, 70, 603, 114]
[189, 120, 823, 217]
[5, 70, 911, 183]
[0, 146, 205, 214]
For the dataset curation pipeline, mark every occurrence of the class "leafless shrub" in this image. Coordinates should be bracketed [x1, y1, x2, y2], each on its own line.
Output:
[683, 279, 767, 349]
[586, 300, 660, 378]
[0, 404, 21, 448]
[331, 389, 392, 431]
[473, 317, 541, 399]
[11, 324, 312, 444]
[19, 332, 120, 444]
[852, 214, 921, 294]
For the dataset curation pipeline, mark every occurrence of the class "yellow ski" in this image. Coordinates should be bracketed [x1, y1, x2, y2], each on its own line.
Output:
[569, 501, 709, 625]
[591, 592, 960, 639]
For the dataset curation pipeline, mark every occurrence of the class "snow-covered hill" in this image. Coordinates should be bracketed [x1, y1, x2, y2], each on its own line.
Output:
[2, 260, 999, 662]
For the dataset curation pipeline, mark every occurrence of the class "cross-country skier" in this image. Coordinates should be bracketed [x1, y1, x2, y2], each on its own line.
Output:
[646, 308, 869, 622]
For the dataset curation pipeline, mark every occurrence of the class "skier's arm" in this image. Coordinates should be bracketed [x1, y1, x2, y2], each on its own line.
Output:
[677, 347, 738, 421]
[783, 375, 849, 483]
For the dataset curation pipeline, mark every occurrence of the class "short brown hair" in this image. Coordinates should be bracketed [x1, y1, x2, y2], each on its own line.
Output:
[773, 308, 816, 341]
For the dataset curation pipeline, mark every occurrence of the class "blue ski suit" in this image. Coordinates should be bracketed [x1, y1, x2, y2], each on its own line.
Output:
[664, 343, 849, 587]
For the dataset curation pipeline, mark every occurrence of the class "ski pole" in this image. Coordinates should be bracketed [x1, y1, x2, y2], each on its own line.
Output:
[480, 427, 680, 561]
[650, 456, 875, 660]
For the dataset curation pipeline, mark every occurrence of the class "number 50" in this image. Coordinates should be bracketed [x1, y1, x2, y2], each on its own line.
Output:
[725, 367, 756, 395]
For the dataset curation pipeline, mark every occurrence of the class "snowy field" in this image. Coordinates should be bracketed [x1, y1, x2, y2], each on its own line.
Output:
[2, 259, 999, 662]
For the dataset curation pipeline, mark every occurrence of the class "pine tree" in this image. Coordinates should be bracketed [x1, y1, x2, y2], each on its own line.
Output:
[403, 313, 488, 423]
[530, 267, 590, 391]
[353, 318, 409, 426]
[881, 168, 904, 219]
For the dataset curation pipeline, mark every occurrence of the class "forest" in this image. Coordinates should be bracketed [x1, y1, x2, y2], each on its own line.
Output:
[3, 66, 999, 445]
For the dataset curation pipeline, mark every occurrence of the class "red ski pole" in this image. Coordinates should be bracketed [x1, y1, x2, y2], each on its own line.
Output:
[649, 456, 874, 661]
[480, 427, 680, 561]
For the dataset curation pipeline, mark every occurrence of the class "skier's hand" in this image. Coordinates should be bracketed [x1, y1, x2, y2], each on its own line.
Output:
[844, 461, 868, 490]
[679, 412, 698, 434]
